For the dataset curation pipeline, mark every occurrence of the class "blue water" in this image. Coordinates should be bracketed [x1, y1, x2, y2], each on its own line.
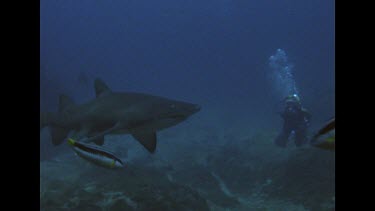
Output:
[40, 1, 335, 210]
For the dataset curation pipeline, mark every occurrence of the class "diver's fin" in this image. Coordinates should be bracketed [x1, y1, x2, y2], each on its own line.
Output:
[312, 136, 335, 151]
[131, 131, 157, 153]
[59, 94, 75, 112]
[94, 78, 112, 98]
[50, 127, 70, 146]
[317, 118, 335, 136]
[310, 117, 335, 144]
[93, 137, 105, 146]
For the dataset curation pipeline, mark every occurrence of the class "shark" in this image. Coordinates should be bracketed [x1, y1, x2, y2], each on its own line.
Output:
[40, 78, 201, 153]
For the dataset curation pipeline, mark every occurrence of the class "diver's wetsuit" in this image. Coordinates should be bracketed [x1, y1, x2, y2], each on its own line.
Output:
[275, 104, 311, 147]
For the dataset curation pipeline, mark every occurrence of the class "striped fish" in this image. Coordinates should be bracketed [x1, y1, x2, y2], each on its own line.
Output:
[67, 138, 124, 169]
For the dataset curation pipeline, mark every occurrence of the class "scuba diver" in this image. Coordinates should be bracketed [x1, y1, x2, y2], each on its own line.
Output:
[275, 94, 311, 147]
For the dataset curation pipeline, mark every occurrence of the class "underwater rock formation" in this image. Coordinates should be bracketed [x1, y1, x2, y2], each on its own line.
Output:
[40, 160, 209, 211]
[263, 148, 335, 210]
[199, 131, 335, 211]
[41, 129, 334, 211]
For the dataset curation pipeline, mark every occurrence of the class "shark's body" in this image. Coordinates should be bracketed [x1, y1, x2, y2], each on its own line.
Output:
[40, 79, 200, 153]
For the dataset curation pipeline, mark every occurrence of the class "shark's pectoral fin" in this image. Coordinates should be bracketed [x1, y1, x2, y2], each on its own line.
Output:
[50, 127, 70, 146]
[131, 131, 157, 153]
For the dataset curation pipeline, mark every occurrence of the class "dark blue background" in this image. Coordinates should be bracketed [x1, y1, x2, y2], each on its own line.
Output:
[41, 0, 335, 130]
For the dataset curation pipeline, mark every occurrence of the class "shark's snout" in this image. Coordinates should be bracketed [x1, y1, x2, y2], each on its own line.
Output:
[163, 102, 201, 119]
[182, 103, 201, 117]
[191, 104, 201, 113]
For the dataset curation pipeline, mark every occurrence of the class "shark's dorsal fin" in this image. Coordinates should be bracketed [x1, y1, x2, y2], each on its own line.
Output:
[131, 131, 157, 153]
[59, 94, 75, 112]
[94, 78, 112, 98]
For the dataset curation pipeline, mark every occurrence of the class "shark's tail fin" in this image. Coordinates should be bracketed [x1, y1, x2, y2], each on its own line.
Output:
[40, 112, 54, 130]
[41, 112, 70, 145]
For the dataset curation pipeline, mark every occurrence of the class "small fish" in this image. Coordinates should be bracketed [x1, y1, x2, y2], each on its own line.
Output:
[67, 138, 124, 169]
